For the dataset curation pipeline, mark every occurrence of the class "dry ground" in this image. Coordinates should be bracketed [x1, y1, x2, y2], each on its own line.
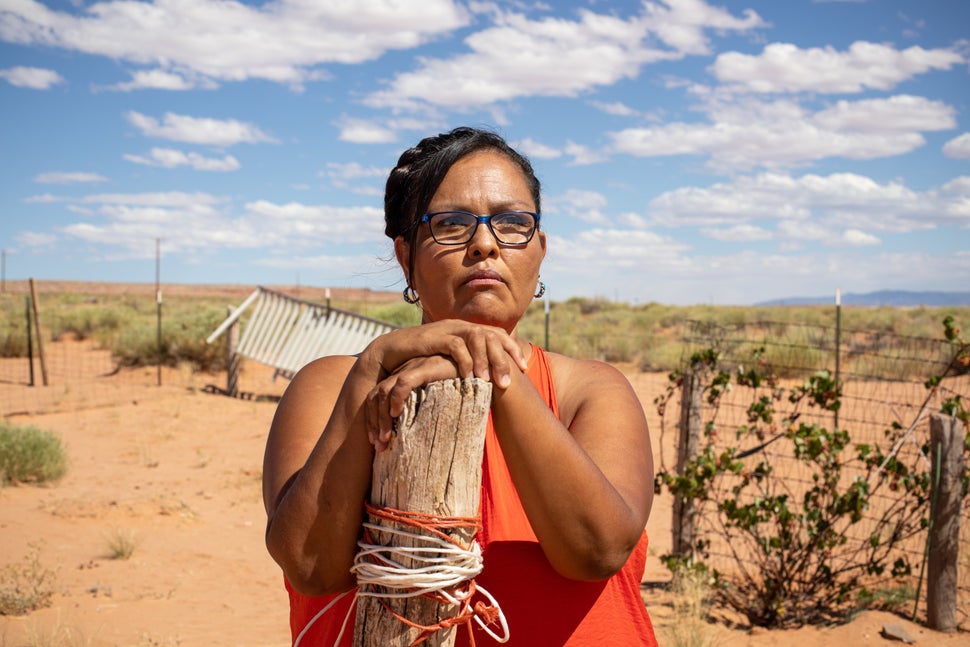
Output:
[0, 284, 967, 645]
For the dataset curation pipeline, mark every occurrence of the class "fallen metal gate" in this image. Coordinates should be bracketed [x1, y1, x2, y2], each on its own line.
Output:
[206, 286, 398, 380]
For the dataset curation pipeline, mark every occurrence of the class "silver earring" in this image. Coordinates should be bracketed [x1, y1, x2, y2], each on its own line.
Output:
[534, 280, 546, 299]
[403, 285, 420, 304]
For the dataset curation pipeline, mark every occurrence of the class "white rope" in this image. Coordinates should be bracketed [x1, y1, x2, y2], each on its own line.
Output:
[352, 522, 510, 642]
[293, 522, 509, 646]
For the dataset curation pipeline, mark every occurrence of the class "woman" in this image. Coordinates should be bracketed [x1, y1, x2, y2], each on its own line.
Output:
[263, 127, 658, 645]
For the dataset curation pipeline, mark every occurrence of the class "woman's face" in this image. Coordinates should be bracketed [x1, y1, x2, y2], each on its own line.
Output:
[395, 149, 546, 332]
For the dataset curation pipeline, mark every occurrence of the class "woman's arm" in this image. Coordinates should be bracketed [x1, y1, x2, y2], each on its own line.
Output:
[490, 355, 654, 581]
[262, 321, 528, 595]
[262, 353, 376, 595]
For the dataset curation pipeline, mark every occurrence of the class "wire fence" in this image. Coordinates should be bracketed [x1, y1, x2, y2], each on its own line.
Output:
[654, 318, 970, 623]
[2, 287, 968, 624]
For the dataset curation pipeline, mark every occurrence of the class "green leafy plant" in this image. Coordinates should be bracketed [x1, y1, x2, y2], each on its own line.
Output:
[654, 318, 970, 628]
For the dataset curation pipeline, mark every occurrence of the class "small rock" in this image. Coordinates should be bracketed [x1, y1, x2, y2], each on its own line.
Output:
[880, 623, 915, 644]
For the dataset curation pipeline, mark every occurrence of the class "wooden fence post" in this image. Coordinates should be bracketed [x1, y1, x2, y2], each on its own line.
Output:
[226, 306, 240, 398]
[927, 413, 964, 632]
[28, 278, 48, 386]
[354, 378, 492, 646]
[673, 366, 704, 558]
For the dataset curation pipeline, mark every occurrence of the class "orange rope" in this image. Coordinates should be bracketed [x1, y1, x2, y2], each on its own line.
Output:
[360, 503, 498, 646]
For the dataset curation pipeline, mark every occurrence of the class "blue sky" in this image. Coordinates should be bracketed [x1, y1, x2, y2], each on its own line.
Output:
[1, 0, 968, 305]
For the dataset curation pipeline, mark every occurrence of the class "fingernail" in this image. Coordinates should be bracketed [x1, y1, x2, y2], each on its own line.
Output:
[498, 374, 511, 388]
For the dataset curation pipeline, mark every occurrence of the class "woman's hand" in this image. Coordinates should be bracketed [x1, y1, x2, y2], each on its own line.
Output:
[362, 320, 528, 450]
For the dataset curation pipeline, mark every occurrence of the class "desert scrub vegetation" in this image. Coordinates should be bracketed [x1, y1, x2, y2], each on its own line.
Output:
[653, 317, 970, 628]
[663, 566, 717, 647]
[0, 421, 67, 486]
[103, 527, 139, 560]
[0, 543, 57, 616]
[1, 288, 968, 375]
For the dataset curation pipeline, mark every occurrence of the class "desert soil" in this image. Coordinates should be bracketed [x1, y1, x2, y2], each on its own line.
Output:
[0, 282, 966, 646]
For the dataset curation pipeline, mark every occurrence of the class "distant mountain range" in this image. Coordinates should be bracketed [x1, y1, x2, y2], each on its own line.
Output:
[757, 290, 970, 307]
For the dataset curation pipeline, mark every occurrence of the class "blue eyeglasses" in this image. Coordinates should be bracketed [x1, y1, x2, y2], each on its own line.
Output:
[417, 210, 540, 246]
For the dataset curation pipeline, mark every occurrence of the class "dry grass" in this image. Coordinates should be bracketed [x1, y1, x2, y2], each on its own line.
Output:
[103, 528, 139, 560]
[0, 544, 57, 616]
[662, 568, 718, 647]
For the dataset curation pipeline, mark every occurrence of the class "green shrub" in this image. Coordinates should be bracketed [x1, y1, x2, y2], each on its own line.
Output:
[0, 422, 68, 486]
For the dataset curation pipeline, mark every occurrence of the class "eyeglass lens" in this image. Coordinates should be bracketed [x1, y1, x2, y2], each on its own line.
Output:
[427, 211, 537, 245]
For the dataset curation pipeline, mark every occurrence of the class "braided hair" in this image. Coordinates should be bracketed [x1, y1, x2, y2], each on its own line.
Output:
[384, 127, 541, 283]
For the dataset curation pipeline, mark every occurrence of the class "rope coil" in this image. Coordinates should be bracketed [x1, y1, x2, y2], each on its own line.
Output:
[294, 503, 509, 647]
[352, 504, 509, 645]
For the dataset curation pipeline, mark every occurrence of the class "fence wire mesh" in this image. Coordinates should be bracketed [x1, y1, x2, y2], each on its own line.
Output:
[662, 318, 969, 623]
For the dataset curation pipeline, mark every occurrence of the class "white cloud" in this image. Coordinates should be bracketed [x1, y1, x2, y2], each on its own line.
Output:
[609, 94, 954, 170]
[243, 201, 385, 246]
[549, 189, 610, 224]
[564, 141, 609, 165]
[367, 1, 762, 110]
[544, 229, 693, 281]
[813, 95, 955, 134]
[123, 147, 240, 171]
[125, 111, 276, 146]
[589, 100, 639, 117]
[110, 69, 212, 91]
[943, 133, 970, 160]
[79, 191, 227, 207]
[646, 172, 970, 239]
[16, 231, 58, 248]
[50, 192, 386, 260]
[324, 162, 386, 195]
[514, 137, 562, 160]
[840, 229, 881, 246]
[701, 224, 773, 242]
[0, 0, 469, 87]
[0, 65, 63, 89]
[642, 0, 766, 56]
[335, 118, 398, 144]
[34, 171, 107, 184]
[711, 41, 964, 94]
[325, 162, 386, 182]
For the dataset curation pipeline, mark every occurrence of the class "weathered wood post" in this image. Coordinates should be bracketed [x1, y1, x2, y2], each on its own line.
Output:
[927, 413, 964, 632]
[673, 366, 703, 558]
[28, 278, 48, 386]
[353, 378, 492, 646]
[225, 306, 240, 397]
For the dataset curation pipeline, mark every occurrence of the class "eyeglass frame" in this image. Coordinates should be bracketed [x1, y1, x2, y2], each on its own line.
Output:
[413, 210, 542, 246]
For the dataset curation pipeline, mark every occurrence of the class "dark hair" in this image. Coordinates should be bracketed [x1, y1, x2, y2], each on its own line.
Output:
[384, 127, 541, 281]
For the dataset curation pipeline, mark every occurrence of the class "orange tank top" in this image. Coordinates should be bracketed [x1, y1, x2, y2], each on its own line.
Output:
[285, 344, 657, 646]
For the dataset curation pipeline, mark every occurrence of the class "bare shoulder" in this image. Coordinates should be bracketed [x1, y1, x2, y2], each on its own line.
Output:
[263, 354, 358, 514]
[545, 350, 632, 390]
[288, 354, 358, 393]
[544, 351, 639, 427]
[271, 355, 358, 434]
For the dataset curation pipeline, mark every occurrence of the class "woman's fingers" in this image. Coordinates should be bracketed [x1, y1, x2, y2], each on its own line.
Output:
[366, 356, 460, 451]
[363, 322, 531, 451]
